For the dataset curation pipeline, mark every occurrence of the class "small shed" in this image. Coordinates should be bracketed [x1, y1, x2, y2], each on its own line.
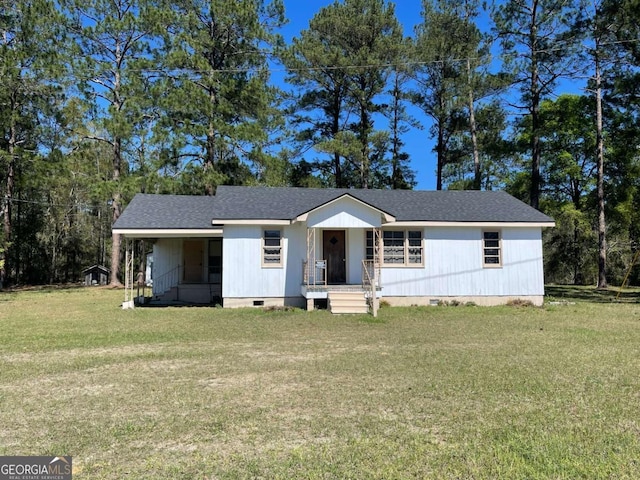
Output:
[83, 265, 110, 286]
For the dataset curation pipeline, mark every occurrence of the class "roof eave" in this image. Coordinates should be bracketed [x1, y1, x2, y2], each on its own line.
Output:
[209, 219, 292, 226]
[113, 228, 224, 238]
[389, 221, 555, 228]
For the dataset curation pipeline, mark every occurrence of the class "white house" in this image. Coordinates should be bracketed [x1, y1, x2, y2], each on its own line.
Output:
[112, 186, 555, 312]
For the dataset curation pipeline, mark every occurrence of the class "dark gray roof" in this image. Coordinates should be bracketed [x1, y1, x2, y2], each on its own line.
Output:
[114, 186, 553, 230]
[211, 186, 554, 223]
[113, 194, 218, 229]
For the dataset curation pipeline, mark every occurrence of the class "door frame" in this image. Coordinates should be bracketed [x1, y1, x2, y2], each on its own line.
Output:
[322, 229, 347, 284]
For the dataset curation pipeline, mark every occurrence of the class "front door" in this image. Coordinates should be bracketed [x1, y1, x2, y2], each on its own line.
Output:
[323, 230, 346, 284]
[183, 240, 203, 283]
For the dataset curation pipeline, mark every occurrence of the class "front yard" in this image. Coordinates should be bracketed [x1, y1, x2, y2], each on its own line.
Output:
[1, 287, 639, 478]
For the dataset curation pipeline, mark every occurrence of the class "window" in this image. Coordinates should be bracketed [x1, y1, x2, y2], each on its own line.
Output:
[208, 238, 222, 284]
[262, 229, 282, 267]
[383, 230, 405, 264]
[407, 231, 423, 264]
[366, 230, 423, 266]
[483, 231, 501, 267]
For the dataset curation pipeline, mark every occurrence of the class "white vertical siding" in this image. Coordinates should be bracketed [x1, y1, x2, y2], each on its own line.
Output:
[381, 227, 544, 297]
[152, 238, 182, 295]
[222, 223, 306, 298]
[346, 229, 366, 284]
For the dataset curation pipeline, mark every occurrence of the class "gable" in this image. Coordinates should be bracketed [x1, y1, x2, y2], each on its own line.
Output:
[302, 195, 389, 228]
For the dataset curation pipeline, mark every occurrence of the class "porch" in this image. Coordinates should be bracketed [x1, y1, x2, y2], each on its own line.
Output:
[301, 227, 382, 315]
[123, 236, 223, 308]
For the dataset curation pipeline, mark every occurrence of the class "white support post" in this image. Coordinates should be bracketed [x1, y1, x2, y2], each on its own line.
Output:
[122, 239, 135, 309]
[372, 227, 381, 317]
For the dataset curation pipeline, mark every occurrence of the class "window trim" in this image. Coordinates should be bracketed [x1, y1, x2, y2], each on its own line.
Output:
[262, 229, 283, 268]
[482, 230, 502, 268]
[366, 229, 424, 268]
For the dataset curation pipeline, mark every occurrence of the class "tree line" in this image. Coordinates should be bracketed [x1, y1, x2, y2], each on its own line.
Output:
[1, 0, 639, 289]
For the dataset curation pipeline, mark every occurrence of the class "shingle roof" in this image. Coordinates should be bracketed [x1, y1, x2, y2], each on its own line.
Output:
[211, 186, 554, 223]
[112, 194, 218, 229]
[113, 186, 554, 230]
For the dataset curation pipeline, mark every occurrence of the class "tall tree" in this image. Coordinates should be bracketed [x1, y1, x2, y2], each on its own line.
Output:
[284, 0, 402, 189]
[535, 94, 598, 284]
[493, 0, 581, 209]
[155, 0, 285, 195]
[572, 0, 638, 287]
[413, 0, 478, 190]
[0, 0, 65, 287]
[600, 0, 640, 287]
[61, 0, 159, 286]
[387, 68, 417, 189]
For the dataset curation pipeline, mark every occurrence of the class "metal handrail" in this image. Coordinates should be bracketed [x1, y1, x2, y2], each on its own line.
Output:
[361, 259, 378, 317]
[153, 265, 182, 296]
[303, 259, 327, 286]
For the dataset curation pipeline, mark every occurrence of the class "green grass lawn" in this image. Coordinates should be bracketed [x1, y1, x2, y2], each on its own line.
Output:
[1, 287, 640, 479]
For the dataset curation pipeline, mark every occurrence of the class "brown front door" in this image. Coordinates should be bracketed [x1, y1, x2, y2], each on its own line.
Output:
[183, 240, 203, 283]
[323, 230, 346, 284]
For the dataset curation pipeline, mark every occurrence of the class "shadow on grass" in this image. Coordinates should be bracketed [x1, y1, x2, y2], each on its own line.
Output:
[546, 284, 640, 303]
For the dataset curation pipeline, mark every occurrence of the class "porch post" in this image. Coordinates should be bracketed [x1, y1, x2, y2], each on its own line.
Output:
[306, 227, 317, 285]
[122, 239, 135, 309]
[373, 227, 381, 317]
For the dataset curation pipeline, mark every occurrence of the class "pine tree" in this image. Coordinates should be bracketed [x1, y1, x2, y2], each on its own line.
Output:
[412, 0, 475, 190]
[61, 0, 160, 286]
[284, 0, 403, 189]
[492, 0, 581, 209]
[0, 0, 66, 287]
[154, 0, 285, 195]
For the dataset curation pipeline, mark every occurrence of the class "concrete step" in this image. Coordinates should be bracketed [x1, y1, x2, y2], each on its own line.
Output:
[328, 291, 368, 314]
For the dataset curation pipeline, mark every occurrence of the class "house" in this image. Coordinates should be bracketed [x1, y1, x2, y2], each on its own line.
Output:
[112, 186, 555, 312]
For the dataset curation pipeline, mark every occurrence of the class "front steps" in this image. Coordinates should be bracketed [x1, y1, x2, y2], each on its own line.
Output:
[328, 291, 368, 314]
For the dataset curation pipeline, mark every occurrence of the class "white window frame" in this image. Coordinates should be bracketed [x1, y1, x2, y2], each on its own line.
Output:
[367, 229, 424, 267]
[482, 230, 502, 268]
[262, 229, 283, 268]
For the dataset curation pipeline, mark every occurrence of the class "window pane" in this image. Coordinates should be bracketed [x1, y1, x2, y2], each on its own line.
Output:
[484, 256, 500, 264]
[484, 240, 499, 248]
[365, 231, 374, 260]
[408, 231, 422, 239]
[484, 248, 499, 256]
[263, 230, 281, 265]
[484, 231, 499, 240]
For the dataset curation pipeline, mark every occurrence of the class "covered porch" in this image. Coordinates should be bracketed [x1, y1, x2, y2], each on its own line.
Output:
[300, 226, 383, 315]
[121, 232, 223, 308]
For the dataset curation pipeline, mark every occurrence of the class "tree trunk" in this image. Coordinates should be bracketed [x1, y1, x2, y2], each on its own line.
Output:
[391, 73, 402, 189]
[204, 86, 216, 196]
[1, 108, 17, 288]
[109, 137, 123, 287]
[436, 123, 444, 191]
[109, 41, 124, 287]
[467, 58, 481, 190]
[360, 103, 370, 189]
[529, 5, 541, 210]
[595, 47, 607, 289]
[332, 92, 343, 188]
